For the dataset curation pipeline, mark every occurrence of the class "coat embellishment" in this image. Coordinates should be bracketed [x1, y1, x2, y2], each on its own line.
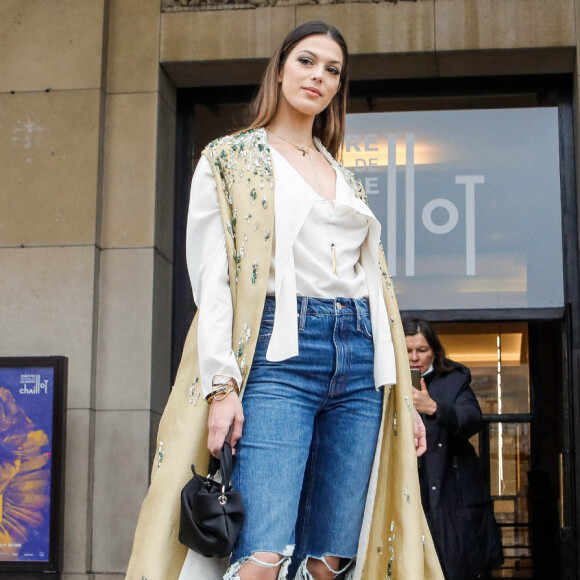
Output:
[387, 521, 396, 578]
[237, 323, 252, 358]
[252, 258, 258, 284]
[156, 442, 165, 474]
[189, 377, 201, 406]
[207, 129, 274, 292]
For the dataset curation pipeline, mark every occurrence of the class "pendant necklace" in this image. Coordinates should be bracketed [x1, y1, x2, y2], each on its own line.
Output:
[267, 129, 338, 276]
[267, 128, 312, 156]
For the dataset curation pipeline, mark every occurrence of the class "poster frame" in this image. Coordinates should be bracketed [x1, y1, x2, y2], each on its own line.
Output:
[0, 356, 67, 575]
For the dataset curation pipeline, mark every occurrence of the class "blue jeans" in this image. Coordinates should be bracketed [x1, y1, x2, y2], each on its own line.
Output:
[229, 296, 383, 574]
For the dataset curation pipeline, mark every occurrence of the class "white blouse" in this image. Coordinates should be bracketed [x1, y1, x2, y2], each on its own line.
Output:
[187, 141, 397, 398]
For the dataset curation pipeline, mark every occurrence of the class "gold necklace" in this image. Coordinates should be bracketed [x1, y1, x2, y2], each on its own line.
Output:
[267, 128, 313, 157]
[267, 128, 338, 276]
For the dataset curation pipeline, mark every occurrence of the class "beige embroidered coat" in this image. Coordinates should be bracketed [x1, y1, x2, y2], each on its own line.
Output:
[126, 129, 443, 580]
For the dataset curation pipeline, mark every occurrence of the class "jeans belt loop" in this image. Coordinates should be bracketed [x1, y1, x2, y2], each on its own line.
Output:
[299, 296, 308, 331]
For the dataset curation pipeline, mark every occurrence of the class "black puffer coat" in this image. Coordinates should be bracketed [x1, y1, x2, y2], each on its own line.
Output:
[419, 362, 503, 580]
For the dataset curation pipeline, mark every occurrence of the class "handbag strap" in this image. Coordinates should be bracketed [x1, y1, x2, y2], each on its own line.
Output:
[218, 425, 235, 486]
[219, 440, 234, 486]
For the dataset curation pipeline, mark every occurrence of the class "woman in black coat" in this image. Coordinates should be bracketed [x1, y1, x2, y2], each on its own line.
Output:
[403, 318, 503, 580]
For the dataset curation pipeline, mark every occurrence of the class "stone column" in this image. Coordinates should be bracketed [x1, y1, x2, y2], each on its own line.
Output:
[93, 0, 175, 578]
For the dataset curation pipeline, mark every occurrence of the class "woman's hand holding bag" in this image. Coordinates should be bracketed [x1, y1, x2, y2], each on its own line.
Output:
[179, 434, 245, 558]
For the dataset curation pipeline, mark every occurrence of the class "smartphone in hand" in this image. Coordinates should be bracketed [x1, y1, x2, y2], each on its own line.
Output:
[410, 368, 421, 389]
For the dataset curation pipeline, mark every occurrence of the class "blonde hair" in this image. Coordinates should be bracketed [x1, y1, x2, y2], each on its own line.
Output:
[245, 21, 349, 160]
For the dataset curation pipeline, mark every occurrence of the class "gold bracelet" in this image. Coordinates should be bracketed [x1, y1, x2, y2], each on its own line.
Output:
[205, 385, 238, 405]
[205, 385, 229, 400]
[211, 376, 239, 391]
[205, 377, 240, 404]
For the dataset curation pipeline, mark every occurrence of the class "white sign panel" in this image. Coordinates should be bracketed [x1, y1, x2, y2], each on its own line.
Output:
[345, 108, 564, 310]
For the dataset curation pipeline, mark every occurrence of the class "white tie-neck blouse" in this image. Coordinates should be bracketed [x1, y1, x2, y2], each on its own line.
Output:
[187, 138, 397, 398]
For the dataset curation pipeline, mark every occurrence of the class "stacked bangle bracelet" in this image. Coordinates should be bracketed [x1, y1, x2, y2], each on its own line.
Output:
[205, 378, 240, 405]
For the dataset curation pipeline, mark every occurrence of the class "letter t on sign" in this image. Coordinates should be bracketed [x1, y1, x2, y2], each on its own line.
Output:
[455, 175, 485, 276]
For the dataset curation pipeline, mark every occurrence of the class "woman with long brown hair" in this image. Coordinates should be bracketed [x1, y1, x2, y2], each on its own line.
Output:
[126, 22, 442, 580]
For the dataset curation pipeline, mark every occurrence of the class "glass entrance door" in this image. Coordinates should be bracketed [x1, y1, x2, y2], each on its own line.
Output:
[434, 320, 565, 578]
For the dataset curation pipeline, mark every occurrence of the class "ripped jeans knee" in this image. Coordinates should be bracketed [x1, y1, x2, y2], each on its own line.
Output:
[224, 551, 355, 580]
[224, 547, 292, 580]
[295, 555, 355, 580]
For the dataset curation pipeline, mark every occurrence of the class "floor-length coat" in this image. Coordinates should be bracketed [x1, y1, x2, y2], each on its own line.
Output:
[126, 128, 443, 580]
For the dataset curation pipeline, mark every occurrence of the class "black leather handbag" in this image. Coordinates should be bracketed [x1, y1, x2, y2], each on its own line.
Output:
[179, 439, 245, 558]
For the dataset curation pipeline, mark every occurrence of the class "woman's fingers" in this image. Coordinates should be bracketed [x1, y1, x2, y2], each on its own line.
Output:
[413, 388, 426, 414]
[207, 394, 244, 458]
[413, 385, 434, 415]
[413, 408, 427, 457]
[230, 405, 244, 450]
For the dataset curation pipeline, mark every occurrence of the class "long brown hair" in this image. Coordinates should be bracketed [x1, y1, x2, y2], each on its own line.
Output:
[245, 21, 349, 159]
[402, 318, 455, 375]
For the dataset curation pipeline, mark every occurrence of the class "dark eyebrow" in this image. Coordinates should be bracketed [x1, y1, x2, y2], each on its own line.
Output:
[297, 49, 342, 67]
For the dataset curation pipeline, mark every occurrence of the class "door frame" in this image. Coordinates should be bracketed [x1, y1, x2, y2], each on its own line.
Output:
[172, 74, 580, 578]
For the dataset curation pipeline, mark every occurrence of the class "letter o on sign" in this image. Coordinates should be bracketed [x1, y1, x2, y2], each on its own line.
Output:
[422, 199, 459, 234]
